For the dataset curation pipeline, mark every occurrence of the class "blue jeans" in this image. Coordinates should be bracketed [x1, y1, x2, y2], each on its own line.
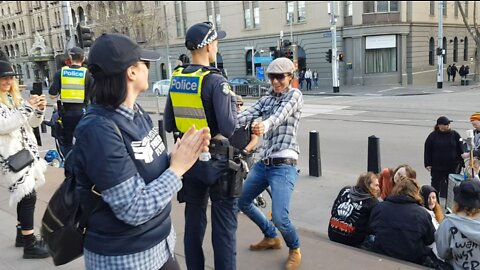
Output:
[238, 161, 300, 249]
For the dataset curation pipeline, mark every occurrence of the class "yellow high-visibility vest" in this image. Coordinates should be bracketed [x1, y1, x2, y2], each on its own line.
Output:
[60, 66, 87, 103]
[169, 67, 210, 133]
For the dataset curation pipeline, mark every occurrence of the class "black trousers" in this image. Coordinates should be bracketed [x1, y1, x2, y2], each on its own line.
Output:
[431, 169, 452, 198]
[159, 255, 180, 270]
[59, 110, 83, 156]
[16, 190, 36, 230]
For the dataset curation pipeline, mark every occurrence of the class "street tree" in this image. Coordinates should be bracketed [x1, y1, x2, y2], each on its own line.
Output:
[456, 1, 479, 81]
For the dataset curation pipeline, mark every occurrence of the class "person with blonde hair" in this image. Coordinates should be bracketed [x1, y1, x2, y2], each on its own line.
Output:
[328, 172, 380, 247]
[0, 59, 49, 258]
[369, 178, 436, 266]
[435, 180, 480, 270]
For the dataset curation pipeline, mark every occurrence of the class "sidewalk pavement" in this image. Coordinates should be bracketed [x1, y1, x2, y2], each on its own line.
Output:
[0, 166, 427, 270]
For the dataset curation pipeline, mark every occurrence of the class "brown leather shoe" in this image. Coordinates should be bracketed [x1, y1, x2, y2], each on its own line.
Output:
[285, 248, 301, 270]
[249, 237, 282, 251]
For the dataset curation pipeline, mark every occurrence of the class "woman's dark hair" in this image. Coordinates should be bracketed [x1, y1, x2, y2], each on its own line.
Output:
[91, 70, 128, 109]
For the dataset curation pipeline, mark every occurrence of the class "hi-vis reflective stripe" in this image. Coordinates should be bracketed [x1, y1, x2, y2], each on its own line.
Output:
[173, 107, 206, 119]
[62, 84, 84, 90]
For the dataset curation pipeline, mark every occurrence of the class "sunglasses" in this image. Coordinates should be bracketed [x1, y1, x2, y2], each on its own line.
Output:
[139, 61, 150, 69]
[268, 73, 290, 81]
[236, 103, 244, 107]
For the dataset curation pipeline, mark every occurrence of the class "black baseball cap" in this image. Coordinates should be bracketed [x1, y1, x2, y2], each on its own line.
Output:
[0, 60, 21, 77]
[185, 22, 226, 51]
[454, 180, 480, 209]
[88, 33, 161, 77]
[69, 47, 84, 57]
[436, 116, 452, 125]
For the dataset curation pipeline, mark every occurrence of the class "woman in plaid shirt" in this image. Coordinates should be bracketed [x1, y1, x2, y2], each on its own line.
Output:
[237, 57, 303, 270]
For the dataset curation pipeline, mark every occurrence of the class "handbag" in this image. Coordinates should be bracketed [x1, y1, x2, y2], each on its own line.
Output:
[1, 126, 34, 173]
[6, 148, 34, 172]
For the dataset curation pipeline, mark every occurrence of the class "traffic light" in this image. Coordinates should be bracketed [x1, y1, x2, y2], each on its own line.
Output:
[325, 49, 332, 63]
[76, 24, 94, 48]
[436, 47, 443, 56]
[285, 49, 294, 61]
[339, 53, 344, 61]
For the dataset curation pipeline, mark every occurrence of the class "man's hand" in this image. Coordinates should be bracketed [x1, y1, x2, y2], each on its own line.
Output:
[251, 121, 265, 136]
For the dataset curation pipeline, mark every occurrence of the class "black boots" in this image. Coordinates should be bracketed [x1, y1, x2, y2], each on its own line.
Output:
[15, 225, 23, 247]
[22, 233, 49, 259]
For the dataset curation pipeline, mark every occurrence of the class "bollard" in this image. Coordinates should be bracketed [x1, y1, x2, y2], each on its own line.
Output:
[309, 130, 322, 177]
[158, 118, 168, 152]
[367, 135, 381, 174]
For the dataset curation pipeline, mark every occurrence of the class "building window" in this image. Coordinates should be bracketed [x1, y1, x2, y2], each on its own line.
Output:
[364, 1, 399, 13]
[206, 1, 222, 30]
[175, 1, 186, 37]
[345, 1, 353, 16]
[285, 1, 306, 23]
[243, 1, 259, 29]
[286, 1, 294, 23]
[465, 1, 468, 17]
[464, 37, 468, 61]
[429, 37, 435, 66]
[365, 35, 397, 73]
[453, 37, 458, 63]
[443, 1, 447, 16]
[430, 1, 435, 15]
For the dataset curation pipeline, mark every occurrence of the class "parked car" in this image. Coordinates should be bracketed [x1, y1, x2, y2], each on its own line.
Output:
[152, 79, 171, 96]
[228, 76, 270, 97]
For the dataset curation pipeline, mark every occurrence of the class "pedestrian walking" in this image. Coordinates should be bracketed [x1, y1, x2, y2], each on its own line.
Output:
[48, 47, 94, 156]
[424, 116, 463, 198]
[237, 57, 304, 270]
[446, 65, 451, 82]
[451, 64, 458, 82]
[313, 70, 319, 88]
[74, 33, 210, 270]
[0, 58, 49, 259]
[298, 69, 304, 90]
[304, 68, 312, 91]
[459, 65, 466, 80]
[163, 21, 241, 270]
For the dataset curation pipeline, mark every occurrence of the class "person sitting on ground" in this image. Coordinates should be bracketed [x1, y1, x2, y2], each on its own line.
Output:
[328, 172, 380, 247]
[420, 185, 444, 229]
[378, 164, 417, 200]
[369, 177, 436, 266]
[435, 180, 480, 270]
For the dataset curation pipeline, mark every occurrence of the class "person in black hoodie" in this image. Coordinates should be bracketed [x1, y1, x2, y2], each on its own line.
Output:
[369, 177, 436, 265]
[424, 116, 463, 198]
[328, 172, 380, 247]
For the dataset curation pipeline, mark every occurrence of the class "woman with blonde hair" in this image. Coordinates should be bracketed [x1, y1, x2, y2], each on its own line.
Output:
[0, 59, 49, 258]
[369, 177, 436, 266]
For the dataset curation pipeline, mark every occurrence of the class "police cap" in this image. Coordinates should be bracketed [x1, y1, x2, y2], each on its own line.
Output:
[185, 22, 226, 51]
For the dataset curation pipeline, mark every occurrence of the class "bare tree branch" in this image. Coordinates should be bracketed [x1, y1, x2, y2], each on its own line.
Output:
[456, 1, 477, 41]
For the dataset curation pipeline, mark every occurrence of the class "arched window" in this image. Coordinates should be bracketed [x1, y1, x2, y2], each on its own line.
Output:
[10, 45, 15, 58]
[443, 37, 447, 64]
[15, 44, 20, 56]
[12, 23, 16, 36]
[86, 4, 92, 23]
[98, 3, 106, 21]
[71, 9, 77, 25]
[428, 37, 435, 65]
[7, 24, 11, 38]
[453, 37, 458, 62]
[78, 7, 85, 24]
[1, 25, 6, 38]
[464, 36, 468, 61]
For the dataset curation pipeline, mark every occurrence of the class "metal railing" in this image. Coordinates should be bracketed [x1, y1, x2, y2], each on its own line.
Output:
[231, 84, 268, 97]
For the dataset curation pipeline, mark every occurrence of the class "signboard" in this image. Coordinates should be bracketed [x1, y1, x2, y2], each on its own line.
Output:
[256, 67, 265, 81]
[254, 56, 273, 64]
[366, 35, 396, 49]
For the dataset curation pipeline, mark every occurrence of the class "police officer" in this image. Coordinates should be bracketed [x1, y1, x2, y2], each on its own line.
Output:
[163, 21, 239, 270]
[49, 47, 93, 156]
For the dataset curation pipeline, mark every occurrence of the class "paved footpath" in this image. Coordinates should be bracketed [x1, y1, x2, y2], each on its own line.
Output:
[0, 166, 427, 270]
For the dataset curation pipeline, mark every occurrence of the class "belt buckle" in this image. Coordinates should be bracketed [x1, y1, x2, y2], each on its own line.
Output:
[263, 158, 271, 166]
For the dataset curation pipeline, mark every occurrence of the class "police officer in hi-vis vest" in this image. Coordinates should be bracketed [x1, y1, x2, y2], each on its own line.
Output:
[163, 21, 240, 270]
[49, 47, 93, 156]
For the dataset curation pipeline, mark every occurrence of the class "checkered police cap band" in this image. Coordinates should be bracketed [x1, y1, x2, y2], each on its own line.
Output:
[185, 22, 226, 51]
[195, 28, 217, 50]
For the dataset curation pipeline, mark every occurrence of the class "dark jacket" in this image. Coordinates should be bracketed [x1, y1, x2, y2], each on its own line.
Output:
[328, 186, 378, 247]
[424, 129, 463, 172]
[74, 104, 171, 256]
[369, 195, 435, 264]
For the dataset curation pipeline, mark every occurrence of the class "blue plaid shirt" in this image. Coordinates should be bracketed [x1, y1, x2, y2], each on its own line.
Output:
[84, 104, 182, 270]
[237, 87, 303, 159]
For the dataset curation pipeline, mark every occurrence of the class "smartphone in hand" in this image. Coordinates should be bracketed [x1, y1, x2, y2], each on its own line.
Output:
[30, 82, 43, 96]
